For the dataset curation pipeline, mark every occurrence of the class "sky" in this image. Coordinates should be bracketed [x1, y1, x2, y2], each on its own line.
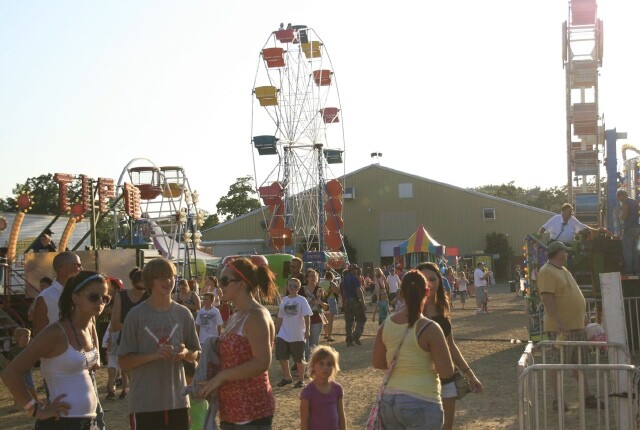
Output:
[1, 1, 639, 215]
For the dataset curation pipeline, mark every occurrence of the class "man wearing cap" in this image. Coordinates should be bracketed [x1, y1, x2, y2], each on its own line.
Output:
[538, 241, 600, 409]
[538, 203, 601, 244]
[342, 264, 366, 346]
[616, 189, 639, 274]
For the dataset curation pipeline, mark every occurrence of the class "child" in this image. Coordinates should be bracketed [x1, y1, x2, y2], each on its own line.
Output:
[456, 272, 469, 309]
[300, 345, 346, 430]
[8, 328, 38, 406]
[372, 290, 389, 325]
[275, 277, 312, 388]
[391, 289, 406, 314]
[195, 292, 223, 346]
[102, 322, 124, 400]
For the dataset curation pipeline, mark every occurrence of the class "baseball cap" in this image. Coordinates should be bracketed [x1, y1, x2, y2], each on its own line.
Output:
[547, 241, 570, 257]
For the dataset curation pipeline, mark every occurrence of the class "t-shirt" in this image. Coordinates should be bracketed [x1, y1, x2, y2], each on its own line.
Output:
[537, 263, 586, 332]
[341, 273, 360, 300]
[386, 273, 400, 293]
[473, 268, 487, 287]
[277, 295, 313, 342]
[542, 214, 588, 243]
[195, 306, 223, 344]
[457, 279, 468, 292]
[299, 381, 343, 430]
[118, 301, 201, 413]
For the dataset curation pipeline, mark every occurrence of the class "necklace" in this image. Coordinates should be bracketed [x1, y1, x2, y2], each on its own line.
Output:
[69, 321, 96, 374]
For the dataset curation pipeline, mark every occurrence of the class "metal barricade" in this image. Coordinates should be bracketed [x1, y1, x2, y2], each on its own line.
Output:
[518, 341, 640, 430]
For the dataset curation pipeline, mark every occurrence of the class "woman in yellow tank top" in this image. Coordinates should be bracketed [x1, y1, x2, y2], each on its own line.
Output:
[372, 270, 454, 429]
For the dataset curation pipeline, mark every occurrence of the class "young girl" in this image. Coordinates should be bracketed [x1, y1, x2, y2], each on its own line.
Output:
[300, 345, 347, 430]
[456, 271, 469, 309]
[372, 290, 390, 325]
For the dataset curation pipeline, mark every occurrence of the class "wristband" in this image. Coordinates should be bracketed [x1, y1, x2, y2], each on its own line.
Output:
[23, 398, 36, 411]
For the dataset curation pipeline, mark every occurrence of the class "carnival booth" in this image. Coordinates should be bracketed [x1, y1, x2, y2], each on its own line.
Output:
[393, 224, 446, 269]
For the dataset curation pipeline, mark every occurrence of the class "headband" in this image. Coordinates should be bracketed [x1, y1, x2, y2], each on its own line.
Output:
[73, 274, 107, 293]
[225, 263, 254, 288]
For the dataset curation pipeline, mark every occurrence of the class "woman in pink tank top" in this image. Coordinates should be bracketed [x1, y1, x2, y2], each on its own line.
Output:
[199, 258, 279, 429]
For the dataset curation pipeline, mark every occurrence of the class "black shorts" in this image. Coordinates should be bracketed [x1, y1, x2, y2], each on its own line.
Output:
[130, 408, 189, 430]
[274, 337, 305, 362]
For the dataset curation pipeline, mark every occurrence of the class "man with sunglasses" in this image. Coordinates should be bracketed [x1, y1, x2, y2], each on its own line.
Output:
[32, 251, 82, 336]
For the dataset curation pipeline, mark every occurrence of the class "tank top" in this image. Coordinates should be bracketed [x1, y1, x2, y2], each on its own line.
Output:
[218, 312, 275, 423]
[119, 289, 149, 323]
[382, 318, 441, 403]
[40, 323, 99, 417]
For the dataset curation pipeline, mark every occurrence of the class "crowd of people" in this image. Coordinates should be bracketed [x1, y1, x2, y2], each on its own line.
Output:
[3, 253, 488, 430]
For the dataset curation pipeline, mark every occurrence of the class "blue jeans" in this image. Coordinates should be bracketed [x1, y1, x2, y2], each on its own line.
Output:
[380, 393, 443, 430]
[305, 322, 323, 361]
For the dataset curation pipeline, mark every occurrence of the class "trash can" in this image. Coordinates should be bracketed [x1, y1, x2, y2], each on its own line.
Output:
[509, 281, 516, 292]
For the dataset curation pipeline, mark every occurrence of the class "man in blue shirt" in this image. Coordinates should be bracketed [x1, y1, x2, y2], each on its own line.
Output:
[341, 264, 366, 346]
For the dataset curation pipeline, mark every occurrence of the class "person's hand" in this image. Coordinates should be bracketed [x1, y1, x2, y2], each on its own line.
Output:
[158, 344, 174, 360]
[304, 329, 310, 339]
[469, 375, 483, 394]
[172, 343, 188, 362]
[198, 373, 224, 398]
[36, 394, 70, 420]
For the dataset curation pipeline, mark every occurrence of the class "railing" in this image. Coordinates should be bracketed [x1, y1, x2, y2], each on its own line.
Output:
[529, 297, 640, 354]
[518, 340, 640, 430]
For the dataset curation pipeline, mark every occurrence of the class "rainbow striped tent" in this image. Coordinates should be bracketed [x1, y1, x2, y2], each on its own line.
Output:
[394, 224, 446, 267]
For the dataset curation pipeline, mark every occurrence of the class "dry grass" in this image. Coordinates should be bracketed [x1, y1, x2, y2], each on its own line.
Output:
[1, 283, 530, 429]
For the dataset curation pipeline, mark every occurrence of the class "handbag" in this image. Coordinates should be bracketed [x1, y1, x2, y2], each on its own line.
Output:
[453, 369, 471, 400]
[366, 325, 411, 430]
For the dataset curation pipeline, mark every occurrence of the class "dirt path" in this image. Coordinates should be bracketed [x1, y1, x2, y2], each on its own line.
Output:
[0, 282, 529, 429]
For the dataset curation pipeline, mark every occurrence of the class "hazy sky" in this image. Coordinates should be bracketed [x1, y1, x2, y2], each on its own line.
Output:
[1, 1, 638, 214]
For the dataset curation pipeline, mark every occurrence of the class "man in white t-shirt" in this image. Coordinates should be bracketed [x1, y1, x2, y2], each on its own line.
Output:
[274, 278, 312, 388]
[195, 292, 223, 346]
[386, 269, 400, 304]
[473, 262, 488, 314]
[539, 203, 602, 244]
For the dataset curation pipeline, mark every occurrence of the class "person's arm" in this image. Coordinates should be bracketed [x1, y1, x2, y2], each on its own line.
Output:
[110, 292, 124, 332]
[300, 397, 310, 430]
[304, 315, 310, 339]
[540, 292, 567, 332]
[447, 332, 483, 393]
[418, 321, 454, 380]
[371, 323, 387, 370]
[2, 324, 70, 419]
[538, 226, 547, 235]
[198, 307, 275, 397]
[338, 394, 347, 430]
[31, 296, 48, 337]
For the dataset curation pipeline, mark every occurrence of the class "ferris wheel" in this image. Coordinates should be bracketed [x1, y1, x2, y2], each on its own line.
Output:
[251, 25, 346, 254]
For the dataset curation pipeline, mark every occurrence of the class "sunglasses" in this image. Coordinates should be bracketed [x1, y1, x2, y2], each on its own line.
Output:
[219, 276, 241, 287]
[85, 292, 111, 304]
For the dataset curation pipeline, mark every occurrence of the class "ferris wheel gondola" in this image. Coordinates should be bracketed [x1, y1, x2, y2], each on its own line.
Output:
[251, 25, 346, 254]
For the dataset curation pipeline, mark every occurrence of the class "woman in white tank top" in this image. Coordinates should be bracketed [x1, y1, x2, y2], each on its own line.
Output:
[2, 271, 111, 430]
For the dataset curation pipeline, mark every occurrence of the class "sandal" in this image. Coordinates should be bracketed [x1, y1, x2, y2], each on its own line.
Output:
[105, 391, 116, 401]
[585, 395, 605, 409]
[119, 389, 128, 400]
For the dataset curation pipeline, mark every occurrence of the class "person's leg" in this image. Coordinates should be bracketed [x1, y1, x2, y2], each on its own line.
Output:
[353, 305, 366, 343]
[325, 313, 335, 340]
[275, 338, 293, 384]
[291, 341, 306, 384]
[442, 397, 456, 430]
[344, 300, 355, 344]
[106, 367, 117, 399]
[309, 322, 322, 350]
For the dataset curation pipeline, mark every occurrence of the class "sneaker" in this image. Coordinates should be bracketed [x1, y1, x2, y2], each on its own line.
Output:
[294, 380, 306, 388]
[354, 338, 362, 345]
[276, 379, 293, 387]
[326, 337, 336, 342]
[105, 391, 116, 401]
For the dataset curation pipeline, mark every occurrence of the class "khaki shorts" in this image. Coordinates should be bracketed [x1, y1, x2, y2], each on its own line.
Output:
[545, 329, 589, 364]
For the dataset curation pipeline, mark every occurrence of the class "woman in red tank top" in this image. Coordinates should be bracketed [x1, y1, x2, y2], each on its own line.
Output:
[198, 258, 279, 429]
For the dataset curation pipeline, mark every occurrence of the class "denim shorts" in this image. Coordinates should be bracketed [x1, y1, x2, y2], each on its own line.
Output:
[327, 296, 338, 315]
[380, 393, 443, 430]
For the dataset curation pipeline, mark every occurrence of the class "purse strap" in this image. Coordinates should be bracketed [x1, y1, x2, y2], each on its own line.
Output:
[379, 324, 410, 390]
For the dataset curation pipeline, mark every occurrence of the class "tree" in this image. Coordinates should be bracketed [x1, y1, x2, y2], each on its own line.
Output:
[484, 232, 513, 281]
[216, 176, 261, 221]
[342, 235, 357, 264]
[0, 174, 73, 214]
[202, 212, 220, 229]
[473, 181, 567, 212]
